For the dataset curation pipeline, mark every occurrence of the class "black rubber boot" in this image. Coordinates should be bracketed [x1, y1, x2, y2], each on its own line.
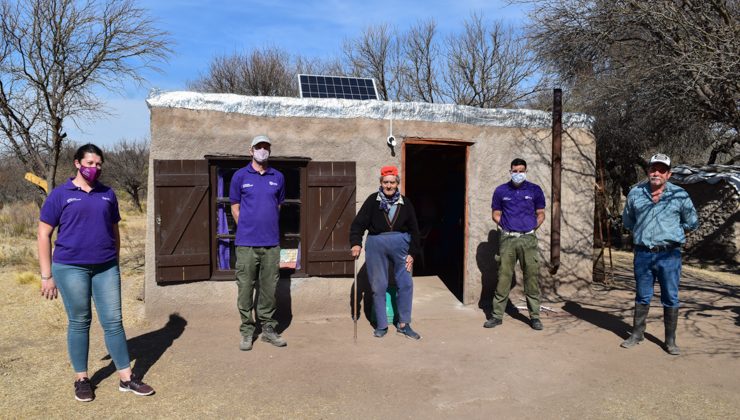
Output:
[664, 307, 680, 355]
[621, 303, 650, 348]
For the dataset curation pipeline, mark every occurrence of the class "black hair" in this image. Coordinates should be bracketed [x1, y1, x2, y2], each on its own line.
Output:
[74, 143, 105, 163]
[510, 158, 527, 169]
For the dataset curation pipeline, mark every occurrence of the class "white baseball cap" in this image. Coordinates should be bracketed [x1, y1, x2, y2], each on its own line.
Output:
[250, 135, 271, 148]
[649, 153, 671, 167]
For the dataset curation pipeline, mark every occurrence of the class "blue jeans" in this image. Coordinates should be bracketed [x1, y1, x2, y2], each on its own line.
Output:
[633, 248, 682, 307]
[52, 261, 130, 373]
[365, 232, 413, 330]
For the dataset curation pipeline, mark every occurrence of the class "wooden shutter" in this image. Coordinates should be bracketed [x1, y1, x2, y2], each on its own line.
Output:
[304, 161, 356, 276]
[153, 160, 211, 283]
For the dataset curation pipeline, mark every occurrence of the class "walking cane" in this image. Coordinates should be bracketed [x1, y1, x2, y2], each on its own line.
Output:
[353, 257, 358, 343]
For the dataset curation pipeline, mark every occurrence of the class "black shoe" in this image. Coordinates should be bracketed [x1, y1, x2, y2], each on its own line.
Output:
[74, 377, 94, 402]
[261, 325, 287, 347]
[373, 327, 388, 338]
[119, 375, 155, 396]
[483, 318, 502, 328]
[531, 318, 543, 330]
[396, 324, 421, 340]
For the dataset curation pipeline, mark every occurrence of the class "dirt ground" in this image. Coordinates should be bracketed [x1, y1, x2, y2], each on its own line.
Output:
[1, 247, 738, 420]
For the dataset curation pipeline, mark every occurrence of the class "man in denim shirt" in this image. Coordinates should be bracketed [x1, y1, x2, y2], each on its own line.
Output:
[621, 153, 698, 355]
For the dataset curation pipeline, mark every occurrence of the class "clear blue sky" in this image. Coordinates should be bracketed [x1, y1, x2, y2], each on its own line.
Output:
[67, 0, 532, 147]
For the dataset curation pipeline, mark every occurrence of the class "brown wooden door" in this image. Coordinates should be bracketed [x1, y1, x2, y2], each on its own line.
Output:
[153, 160, 211, 283]
[304, 161, 356, 276]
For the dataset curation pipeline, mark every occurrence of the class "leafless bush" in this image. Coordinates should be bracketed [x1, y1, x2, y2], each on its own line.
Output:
[105, 138, 149, 212]
[189, 46, 341, 97]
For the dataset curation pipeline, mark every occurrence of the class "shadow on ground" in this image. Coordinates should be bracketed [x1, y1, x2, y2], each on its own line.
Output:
[91, 313, 187, 385]
[555, 255, 740, 357]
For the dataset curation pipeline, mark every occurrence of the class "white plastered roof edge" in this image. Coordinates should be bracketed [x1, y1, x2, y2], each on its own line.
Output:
[146, 90, 595, 130]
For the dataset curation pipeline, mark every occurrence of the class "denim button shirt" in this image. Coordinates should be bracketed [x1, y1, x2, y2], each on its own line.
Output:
[622, 182, 699, 248]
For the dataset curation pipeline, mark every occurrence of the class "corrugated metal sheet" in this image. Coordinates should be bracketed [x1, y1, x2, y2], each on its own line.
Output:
[671, 164, 740, 194]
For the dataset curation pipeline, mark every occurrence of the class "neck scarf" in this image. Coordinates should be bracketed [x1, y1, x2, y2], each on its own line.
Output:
[378, 187, 400, 213]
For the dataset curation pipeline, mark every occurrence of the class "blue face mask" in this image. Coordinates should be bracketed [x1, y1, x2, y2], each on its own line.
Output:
[511, 172, 526, 184]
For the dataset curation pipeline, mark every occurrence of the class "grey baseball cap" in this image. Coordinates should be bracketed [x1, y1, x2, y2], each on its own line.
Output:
[251, 135, 271, 147]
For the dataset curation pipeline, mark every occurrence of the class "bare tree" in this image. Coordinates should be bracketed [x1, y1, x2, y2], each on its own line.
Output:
[190, 47, 297, 96]
[189, 46, 343, 97]
[521, 0, 740, 214]
[104, 138, 148, 212]
[525, 0, 740, 165]
[444, 13, 541, 108]
[0, 0, 171, 198]
[398, 19, 441, 103]
[342, 24, 402, 100]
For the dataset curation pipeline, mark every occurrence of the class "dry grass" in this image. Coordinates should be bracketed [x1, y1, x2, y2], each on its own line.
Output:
[15, 271, 37, 285]
[0, 201, 38, 239]
[0, 243, 37, 269]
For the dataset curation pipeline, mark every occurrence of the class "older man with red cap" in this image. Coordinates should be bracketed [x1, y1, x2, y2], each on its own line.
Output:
[350, 165, 422, 339]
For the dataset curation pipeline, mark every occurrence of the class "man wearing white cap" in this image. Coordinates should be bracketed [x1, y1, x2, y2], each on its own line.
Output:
[621, 153, 698, 355]
[230, 135, 287, 351]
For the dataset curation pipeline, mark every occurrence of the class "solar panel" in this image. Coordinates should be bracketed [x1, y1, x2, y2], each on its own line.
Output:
[298, 74, 379, 100]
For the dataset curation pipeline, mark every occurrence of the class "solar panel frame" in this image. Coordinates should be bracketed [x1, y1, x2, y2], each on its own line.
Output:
[298, 74, 379, 100]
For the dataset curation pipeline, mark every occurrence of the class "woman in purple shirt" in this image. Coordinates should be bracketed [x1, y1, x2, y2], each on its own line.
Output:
[38, 144, 154, 402]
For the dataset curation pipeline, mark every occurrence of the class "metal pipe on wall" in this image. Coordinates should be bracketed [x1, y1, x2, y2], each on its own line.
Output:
[549, 89, 562, 275]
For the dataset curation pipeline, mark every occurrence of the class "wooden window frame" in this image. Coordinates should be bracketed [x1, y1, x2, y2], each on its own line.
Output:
[206, 156, 310, 281]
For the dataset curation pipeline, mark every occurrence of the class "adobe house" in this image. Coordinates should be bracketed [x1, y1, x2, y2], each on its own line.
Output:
[144, 91, 596, 316]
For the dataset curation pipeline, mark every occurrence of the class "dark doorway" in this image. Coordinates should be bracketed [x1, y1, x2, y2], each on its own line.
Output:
[404, 143, 467, 301]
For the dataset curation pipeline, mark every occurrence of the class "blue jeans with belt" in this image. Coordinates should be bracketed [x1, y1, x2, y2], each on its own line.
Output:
[365, 232, 413, 330]
[52, 260, 130, 373]
[633, 247, 682, 307]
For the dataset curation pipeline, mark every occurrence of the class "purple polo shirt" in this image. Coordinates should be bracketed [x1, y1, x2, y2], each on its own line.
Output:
[491, 180, 546, 232]
[229, 163, 285, 247]
[39, 178, 121, 264]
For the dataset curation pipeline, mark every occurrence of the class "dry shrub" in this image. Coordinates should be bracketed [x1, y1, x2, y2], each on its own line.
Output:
[0, 201, 38, 239]
[119, 207, 146, 275]
[0, 243, 37, 270]
[118, 196, 147, 214]
[15, 271, 37, 285]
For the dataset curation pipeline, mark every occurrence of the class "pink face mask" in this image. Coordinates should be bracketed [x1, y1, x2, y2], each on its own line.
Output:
[79, 166, 101, 183]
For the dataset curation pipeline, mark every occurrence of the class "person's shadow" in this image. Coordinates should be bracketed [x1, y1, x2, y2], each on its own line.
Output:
[350, 264, 382, 328]
[476, 230, 529, 324]
[91, 313, 187, 386]
[274, 272, 294, 334]
[562, 301, 662, 345]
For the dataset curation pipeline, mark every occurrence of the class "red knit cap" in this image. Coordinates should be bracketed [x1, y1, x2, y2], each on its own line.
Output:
[380, 166, 399, 177]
